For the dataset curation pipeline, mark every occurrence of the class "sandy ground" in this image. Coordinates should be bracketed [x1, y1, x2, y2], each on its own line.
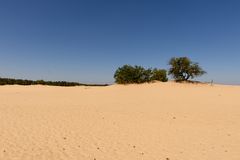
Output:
[0, 82, 240, 160]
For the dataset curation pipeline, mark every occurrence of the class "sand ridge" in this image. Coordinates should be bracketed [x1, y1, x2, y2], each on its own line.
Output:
[0, 82, 240, 160]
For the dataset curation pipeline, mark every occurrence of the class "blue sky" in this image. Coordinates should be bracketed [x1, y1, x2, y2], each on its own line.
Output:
[0, 0, 240, 84]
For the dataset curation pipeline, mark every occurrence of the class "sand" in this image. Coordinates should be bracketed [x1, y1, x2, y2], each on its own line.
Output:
[0, 82, 240, 160]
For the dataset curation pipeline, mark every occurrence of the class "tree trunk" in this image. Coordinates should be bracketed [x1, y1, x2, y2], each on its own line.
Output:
[185, 74, 190, 81]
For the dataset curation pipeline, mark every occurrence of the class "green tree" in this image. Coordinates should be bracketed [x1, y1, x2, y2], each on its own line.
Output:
[114, 65, 146, 84]
[168, 57, 206, 82]
[114, 65, 168, 84]
[151, 69, 168, 82]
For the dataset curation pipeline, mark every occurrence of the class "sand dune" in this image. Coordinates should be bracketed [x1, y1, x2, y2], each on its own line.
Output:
[0, 82, 240, 160]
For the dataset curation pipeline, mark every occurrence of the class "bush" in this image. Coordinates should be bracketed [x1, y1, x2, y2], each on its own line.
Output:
[114, 65, 168, 84]
[168, 57, 206, 82]
[151, 69, 168, 82]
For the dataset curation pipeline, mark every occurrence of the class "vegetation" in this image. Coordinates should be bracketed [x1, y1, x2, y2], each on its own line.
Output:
[0, 78, 108, 86]
[114, 65, 168, 84]
[1, 56, 206, 86]
[168, 57, 206, 82]
[151, 69, 168, 82]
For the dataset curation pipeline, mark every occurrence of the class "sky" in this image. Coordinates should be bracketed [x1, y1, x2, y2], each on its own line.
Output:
[0, 0, 240, 84]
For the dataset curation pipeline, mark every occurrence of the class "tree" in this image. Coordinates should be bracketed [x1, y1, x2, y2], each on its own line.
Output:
[114, 65, 168, 84]
[168, 57, 206, 82]
[114, 65, 147, 84]
[151, 69, 168, 82]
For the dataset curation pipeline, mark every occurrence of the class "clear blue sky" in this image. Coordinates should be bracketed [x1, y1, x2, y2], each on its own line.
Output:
[0, 0, 240, 84]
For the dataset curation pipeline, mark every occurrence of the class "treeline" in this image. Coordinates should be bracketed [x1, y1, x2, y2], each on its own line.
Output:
[0, 78, 108, 87]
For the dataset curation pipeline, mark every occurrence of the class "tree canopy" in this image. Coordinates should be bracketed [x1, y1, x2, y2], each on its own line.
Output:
[114, 65, 168, 84]
[168, 57, 206, 81]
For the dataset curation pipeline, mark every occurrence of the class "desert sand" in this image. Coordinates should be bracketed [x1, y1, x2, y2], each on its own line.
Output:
[0, 82, 240, 160]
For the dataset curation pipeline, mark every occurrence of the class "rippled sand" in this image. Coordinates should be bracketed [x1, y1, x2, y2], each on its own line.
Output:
[0, 82, 240, 160]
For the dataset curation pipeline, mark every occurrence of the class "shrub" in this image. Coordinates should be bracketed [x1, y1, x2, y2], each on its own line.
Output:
[114, 65, 168, 84]
[151, 69, 168, 82]
[168, 57, 206, 82]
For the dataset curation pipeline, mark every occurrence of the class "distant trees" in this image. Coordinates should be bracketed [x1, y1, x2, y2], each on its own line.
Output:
[0, 57, 206, 86]
[0, 78, 34, 85]
[114, 65, 168, 84]
[114, 57, 206, 84]
[168, 57, 206, 82]
[0, 78, 108, 86]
